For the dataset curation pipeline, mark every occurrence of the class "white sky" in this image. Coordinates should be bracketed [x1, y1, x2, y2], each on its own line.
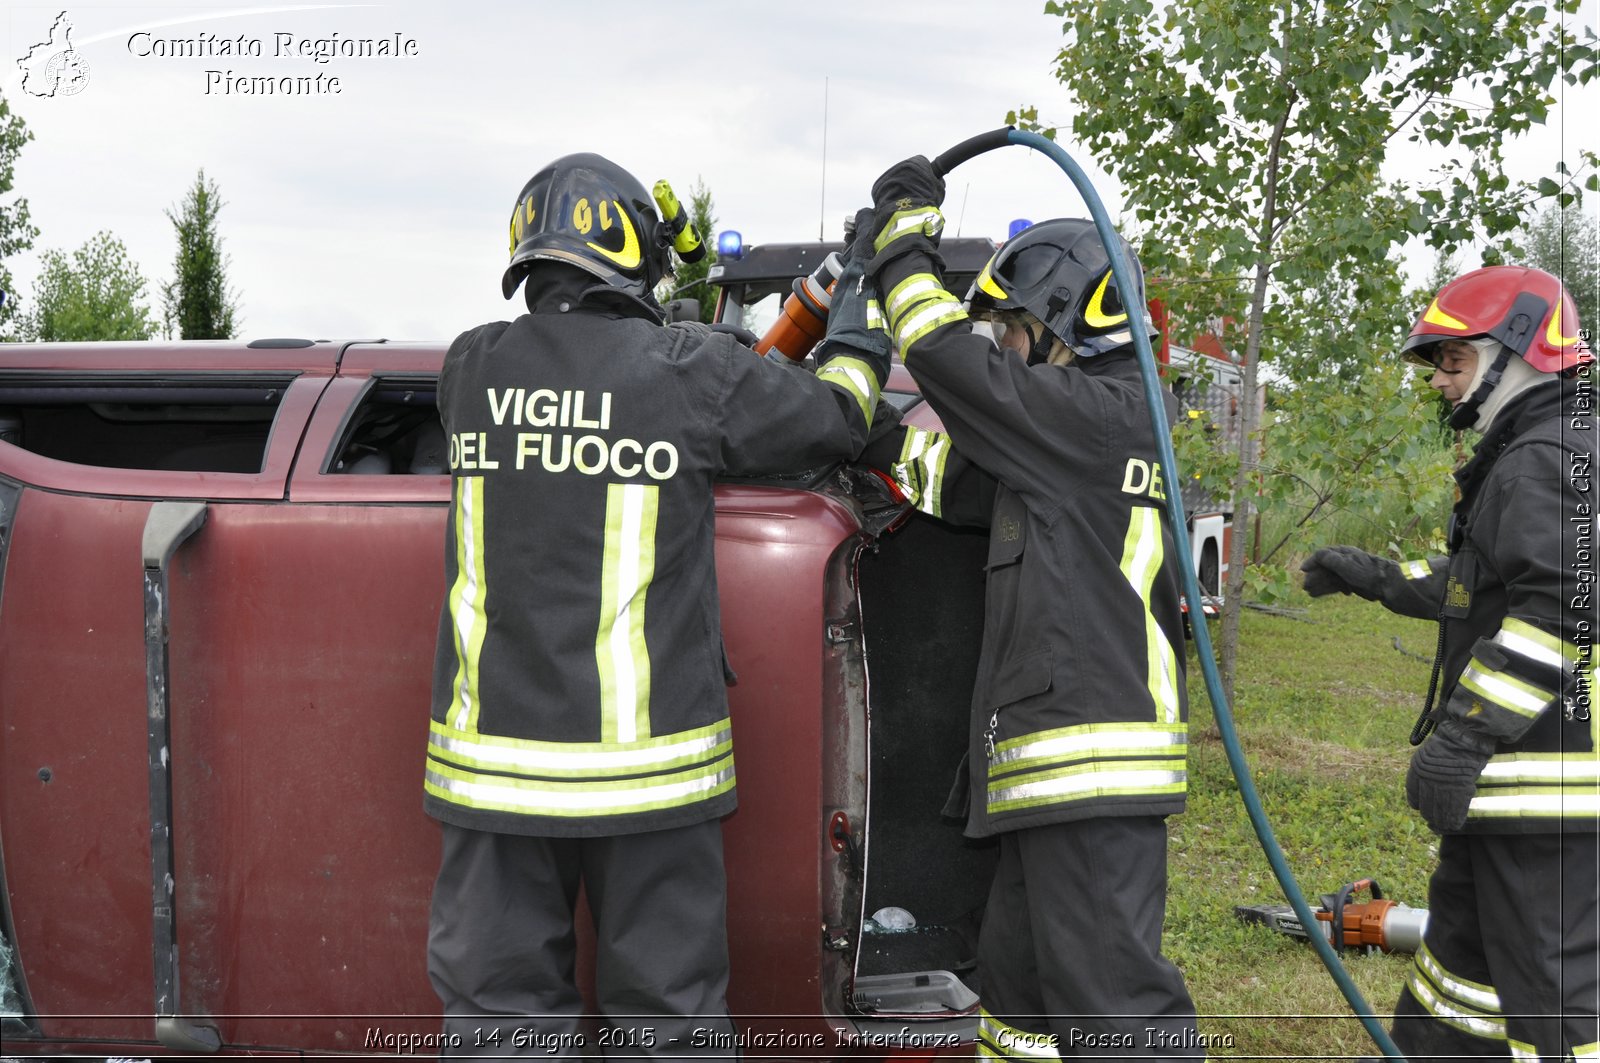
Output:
[2, 1, 1596, 342]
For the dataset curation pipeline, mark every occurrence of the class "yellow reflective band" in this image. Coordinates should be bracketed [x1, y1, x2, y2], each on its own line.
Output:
[425, 752, 735, 818]
[1470, 792, 1600, 817]
[1508, 1040, 1538, 1060]
[1406, 967, 1507, 1042]
[1402, 558, 1433, 579]
[977, 1009, 1060, 1061]
[975, 261, 1009, 302]
[873, 207, 945, 255]
[586, 201, 641, 270]
[1496, 617, 1580, 668]
[1084, 269, 1128, 329]
[1119, 506, 1180, 723]
[596, 483, 658, 744]
[447, 476, 489, 733]
[1459, 657, 1554, 718]
[894, 428, 950, 518]
[1414, 941, 1502, 1012]
[886, 273, 942, 323]
[1548, 302, 1579, 347]
[816, 355, 881, 426]
[428, 717, 732, 780]
[986, 761, 1187, 813]
[866, 298, 885, 332]
[991, 721, 1188, 776]
[1422, 297, 1470, 331]
[897, 295, 967, 357]
[1572, 1041, 1599, 1059]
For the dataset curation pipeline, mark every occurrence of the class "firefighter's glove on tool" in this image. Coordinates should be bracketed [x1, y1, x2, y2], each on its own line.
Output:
[865, 156, 947, 277]
[814, 251, 891, 387]
[1300, 546, 1391, 601]
[1405, 720, 1495, 833]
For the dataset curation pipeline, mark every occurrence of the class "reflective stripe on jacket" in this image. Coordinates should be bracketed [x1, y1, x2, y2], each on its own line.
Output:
[425, 274, 876, 837]
[866, 253, 1190, 836]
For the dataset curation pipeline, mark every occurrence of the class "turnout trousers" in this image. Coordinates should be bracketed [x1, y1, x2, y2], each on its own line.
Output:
[1390, 831, 1599, 1062]
[975, 817, 1203, 1060]
[427, 819, 738, 1059]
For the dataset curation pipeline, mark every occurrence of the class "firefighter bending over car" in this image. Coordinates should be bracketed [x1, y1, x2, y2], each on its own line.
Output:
[1302, 266, 1598, 1061]
[848, 157, 1205, 1058]
[422, 153, 888, 1057]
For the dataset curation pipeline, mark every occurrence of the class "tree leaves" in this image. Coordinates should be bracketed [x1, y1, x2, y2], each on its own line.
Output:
[24, 232, 157, 341]
[1039, 0, 1588, 691]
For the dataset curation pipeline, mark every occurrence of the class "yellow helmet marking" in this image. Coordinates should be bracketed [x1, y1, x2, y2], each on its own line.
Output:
[1085, 270, 1127, 329]
[587, 201, 641, 271]
[1547, 303, 1579, 347]
[1422, 298, 1469, 331]
[573, 198, 594, 234]
[976, 262, 1008, 301]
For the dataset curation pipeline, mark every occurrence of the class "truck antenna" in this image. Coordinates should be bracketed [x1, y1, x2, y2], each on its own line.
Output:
[819, 77, 829, 241]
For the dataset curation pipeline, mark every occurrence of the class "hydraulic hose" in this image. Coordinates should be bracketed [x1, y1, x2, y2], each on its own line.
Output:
[932, 127, 1407, 1061]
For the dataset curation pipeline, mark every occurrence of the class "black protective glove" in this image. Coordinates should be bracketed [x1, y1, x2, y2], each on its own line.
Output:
[814, 251, 891, 387]
[1300, 546, 1392, 600]
[1405, 720, 1495, 833]
[864, 156, 947, 276]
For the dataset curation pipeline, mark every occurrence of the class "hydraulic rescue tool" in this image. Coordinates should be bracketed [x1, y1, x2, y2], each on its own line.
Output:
[909, 127, 1411, 1061]
[754, 252, 846, 362]
[1236, 878, 1429, 955]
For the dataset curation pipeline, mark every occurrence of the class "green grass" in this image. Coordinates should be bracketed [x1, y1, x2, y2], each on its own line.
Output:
[1167, 592, 1442, 1058]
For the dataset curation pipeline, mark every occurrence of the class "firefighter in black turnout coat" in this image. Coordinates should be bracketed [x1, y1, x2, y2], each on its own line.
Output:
[852, 156, 1203, 1058]
[1302, 266, 1597, 1061]
[423, 153, 888, 1055]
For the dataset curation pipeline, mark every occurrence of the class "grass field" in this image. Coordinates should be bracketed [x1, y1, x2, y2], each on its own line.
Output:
[1167, 590, 1443, 1058]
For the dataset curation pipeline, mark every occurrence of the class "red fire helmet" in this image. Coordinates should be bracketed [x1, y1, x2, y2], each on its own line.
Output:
[1401, 265, 1591, 374]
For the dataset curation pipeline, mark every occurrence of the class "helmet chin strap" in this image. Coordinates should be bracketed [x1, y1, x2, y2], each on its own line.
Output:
[1024, 319, 1054, 366]
[1448, 344, 1513, 431]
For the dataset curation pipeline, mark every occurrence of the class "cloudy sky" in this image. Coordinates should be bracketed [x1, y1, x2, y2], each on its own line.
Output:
[3, 1, 1595, 342]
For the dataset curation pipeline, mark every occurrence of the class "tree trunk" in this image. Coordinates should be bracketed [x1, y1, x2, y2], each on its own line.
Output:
[1218, 6, 1296, 704]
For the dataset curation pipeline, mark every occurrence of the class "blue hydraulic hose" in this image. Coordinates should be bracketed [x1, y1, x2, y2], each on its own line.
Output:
[934, 127, 1407, 1060]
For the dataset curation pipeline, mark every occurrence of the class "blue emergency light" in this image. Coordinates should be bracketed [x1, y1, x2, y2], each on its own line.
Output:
[716, 230, 743, 260]
[1008, 218, 1032, 240]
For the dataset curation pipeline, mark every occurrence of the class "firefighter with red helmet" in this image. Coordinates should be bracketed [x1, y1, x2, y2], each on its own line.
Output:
[423, 152, 888, 1055]
[853, 157, 1203, 1057]
[1302, 265, 1598, 1060]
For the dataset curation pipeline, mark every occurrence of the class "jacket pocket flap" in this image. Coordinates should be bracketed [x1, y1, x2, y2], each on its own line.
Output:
[987, 648, 1053, 708]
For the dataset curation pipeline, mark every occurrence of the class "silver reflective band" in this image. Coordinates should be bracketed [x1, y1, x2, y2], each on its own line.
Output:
[991, 727, 1186, 769]
[886, 276, 941, 320]
[1405, 974, 1507, 1041]
[426, 761, 735, 813]
[978, 1013, 1060, 1060]
[1415, 944, 1502, 1012]
[1493, 620, 1577, 671]
[818, 363, 875, 403]
[989, 768, 1186, 805]
[430, 721, 731, 774]
[1459, 661, 1551, 717]
[895, 299, 965, 348]
[1470, 794, 1600, 816]
[1479, 757, 1600, 782]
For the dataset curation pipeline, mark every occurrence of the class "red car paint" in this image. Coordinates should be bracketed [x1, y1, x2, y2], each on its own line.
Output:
[0, 339, 974, 1056]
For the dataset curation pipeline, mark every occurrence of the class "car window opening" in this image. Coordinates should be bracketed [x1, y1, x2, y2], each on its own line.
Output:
[0, 380, 288, 473]
[331, 381, 445, 476]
